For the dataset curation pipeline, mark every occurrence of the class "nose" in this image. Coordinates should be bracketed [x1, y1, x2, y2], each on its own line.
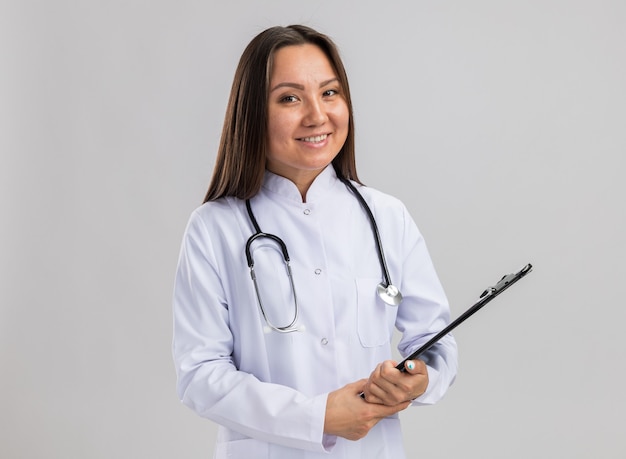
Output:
[302, 99, 328, 126]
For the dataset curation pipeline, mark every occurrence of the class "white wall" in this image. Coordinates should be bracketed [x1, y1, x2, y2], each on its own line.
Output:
[2, 1, 624, 457]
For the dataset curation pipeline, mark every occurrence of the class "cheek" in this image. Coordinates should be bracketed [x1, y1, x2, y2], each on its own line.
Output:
[333, 103, 350, 131]
[332, 109, 350, 141]
[267, 117, 288, 147]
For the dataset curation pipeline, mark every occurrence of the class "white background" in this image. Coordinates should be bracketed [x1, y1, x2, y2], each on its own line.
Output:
[2, 1, 625, 457]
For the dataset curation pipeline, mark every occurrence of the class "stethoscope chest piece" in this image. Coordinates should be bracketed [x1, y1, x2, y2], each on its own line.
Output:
[377, 283, 402, 306]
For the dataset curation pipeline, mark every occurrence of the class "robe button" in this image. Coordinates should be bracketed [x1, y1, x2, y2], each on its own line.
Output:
[303, 208, 311, 215]
[321, 338, 329, 345]
[314, 268, 322, 275]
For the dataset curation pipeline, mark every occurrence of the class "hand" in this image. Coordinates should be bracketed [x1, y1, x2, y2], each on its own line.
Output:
[361, 359, 428, 406]
[324, 379, 411, 441]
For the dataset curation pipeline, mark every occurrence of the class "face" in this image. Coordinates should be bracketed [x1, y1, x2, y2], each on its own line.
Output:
[266, 44, 350, 191]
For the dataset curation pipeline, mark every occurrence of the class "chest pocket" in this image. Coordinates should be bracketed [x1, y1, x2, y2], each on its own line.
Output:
[356, 278, 393, 347]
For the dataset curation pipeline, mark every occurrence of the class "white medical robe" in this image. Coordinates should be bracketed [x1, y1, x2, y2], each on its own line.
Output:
[172, 166, 457, 458]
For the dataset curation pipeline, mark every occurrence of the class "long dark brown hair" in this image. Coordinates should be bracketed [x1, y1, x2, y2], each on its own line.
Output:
[203, 25, 359, 202]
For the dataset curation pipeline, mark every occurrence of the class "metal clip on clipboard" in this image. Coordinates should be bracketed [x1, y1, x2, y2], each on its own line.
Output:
[395, 263, 533, 372]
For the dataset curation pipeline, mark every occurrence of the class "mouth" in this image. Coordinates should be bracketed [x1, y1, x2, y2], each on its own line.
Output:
[298, 134, 329, 144]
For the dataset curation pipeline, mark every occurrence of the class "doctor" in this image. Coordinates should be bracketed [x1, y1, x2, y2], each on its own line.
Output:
[172, 25, 458, 458]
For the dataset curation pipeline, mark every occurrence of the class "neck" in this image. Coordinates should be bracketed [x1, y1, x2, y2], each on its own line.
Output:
[295, 178, 313, 202]
[266, 167, 327, 203]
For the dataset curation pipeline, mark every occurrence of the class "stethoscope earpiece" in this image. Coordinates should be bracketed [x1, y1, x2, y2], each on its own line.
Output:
[377, 283, 403, 306]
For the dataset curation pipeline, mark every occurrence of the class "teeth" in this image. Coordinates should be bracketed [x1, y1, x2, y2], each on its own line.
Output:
[301, 134, 327, 143]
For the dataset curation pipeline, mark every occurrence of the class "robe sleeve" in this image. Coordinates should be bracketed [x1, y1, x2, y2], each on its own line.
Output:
[393, 204, 458, 405]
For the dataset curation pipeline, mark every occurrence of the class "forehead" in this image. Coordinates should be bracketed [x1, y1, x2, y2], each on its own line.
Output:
[269, 44, 337, 83]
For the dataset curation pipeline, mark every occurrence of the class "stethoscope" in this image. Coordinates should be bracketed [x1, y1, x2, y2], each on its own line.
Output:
[244, 177, 403, 333]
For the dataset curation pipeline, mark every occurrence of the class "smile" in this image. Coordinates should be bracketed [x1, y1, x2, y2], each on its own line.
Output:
[299, 134, 328, 143]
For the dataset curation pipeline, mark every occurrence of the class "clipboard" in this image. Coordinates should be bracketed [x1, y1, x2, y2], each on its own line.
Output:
[396, 263, 533, 372]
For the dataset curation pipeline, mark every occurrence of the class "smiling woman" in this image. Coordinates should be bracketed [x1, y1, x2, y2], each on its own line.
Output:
[172, 24, 457, 459]
[203, 25, 357, 202]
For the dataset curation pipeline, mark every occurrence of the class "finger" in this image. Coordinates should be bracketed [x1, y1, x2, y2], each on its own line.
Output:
[376, 361, 403, 385]
[369, 366, 399, 395]
[376, 360, 428, 403]
[363, 386, 410, 411]
[362, 382, 386, 404]
[365, 378, 410, 406]
[365, 362, 405, 403]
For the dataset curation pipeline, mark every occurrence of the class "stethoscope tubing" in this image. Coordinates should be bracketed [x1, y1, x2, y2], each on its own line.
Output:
[244, 174, 402, 333]
[339, 177, 393, 291]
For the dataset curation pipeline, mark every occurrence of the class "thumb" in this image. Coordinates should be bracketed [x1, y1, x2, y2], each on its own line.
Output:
[403, 359, 426, 375]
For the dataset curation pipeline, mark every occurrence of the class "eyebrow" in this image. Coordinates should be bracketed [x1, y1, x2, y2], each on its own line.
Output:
[270, 78, 339, 93]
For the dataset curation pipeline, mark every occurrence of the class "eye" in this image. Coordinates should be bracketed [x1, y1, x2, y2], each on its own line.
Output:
[323, 89, 339, 97]
[279, 95, 299, 103]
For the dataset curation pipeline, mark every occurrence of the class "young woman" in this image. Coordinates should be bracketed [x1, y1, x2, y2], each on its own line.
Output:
[172, 24, 457, 458]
